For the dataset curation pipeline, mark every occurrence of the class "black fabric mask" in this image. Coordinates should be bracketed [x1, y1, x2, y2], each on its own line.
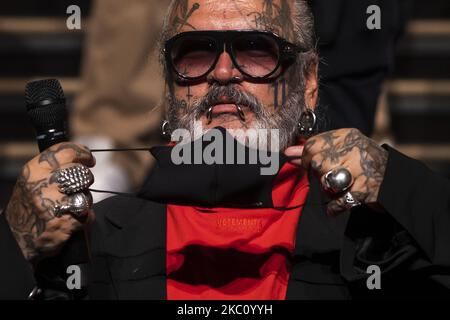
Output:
[138, 127, 289, 208]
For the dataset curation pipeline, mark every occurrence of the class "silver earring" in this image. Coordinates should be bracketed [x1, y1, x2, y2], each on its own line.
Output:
[236, 105, 246, 122]
[161, 120, 170, 137]
[298, 108, 317, 139]
[206, 107, 214, 124]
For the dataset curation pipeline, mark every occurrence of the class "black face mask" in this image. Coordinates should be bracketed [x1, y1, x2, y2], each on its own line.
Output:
[139, 127, 289, 208]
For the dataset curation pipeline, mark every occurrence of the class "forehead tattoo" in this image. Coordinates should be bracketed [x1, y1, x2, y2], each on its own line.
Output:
[169, 0, 295, 41]
[171, 0, 201, 33]
[247, 0, 295, 40]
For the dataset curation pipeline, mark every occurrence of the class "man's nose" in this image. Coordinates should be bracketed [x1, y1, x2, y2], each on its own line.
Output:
[208, 51, 242, 85]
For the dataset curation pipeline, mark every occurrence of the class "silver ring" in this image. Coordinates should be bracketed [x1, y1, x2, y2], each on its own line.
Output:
[53, 193, 92, 219]
[343, 192, 362, 210]
[56, 165, 93, 195]
[324, 167, 354, 194]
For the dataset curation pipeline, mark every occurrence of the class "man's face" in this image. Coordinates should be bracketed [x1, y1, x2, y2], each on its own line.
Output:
[165, 0, 318, 149]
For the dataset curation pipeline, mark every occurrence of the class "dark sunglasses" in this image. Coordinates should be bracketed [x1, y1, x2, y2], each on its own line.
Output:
[164, 30, 306, 81]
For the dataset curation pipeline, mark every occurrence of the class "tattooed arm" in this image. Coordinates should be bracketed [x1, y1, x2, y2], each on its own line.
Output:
[3, 142, 95, 263]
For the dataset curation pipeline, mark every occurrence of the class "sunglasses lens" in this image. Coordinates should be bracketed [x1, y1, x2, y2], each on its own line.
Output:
[171, 36, 217, 78]
[233, 34, 280, 78]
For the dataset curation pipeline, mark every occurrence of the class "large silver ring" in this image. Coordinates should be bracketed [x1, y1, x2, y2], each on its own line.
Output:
[324, 168, 354, 194]
[343, 192, 362, 210]
[56, 165, 92, 195]
[53, 193, 91, 219]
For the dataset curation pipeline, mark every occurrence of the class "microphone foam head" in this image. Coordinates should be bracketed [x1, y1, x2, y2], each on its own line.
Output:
[25, 79, 67, 129]
[25, 79, 65, 108]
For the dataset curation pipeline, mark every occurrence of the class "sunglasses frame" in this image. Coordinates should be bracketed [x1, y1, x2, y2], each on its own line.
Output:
[164, 30, 306, 81]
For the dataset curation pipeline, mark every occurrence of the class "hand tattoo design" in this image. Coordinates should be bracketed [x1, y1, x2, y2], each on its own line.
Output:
[4, 143, 92, 261]
[305, 129, 388, 207]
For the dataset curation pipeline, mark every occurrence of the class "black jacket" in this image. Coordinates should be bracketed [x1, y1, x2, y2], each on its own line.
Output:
[1, 146, 449, 300]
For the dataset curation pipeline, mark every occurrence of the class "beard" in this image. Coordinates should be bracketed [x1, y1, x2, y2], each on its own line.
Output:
[166, 79, 307, 152]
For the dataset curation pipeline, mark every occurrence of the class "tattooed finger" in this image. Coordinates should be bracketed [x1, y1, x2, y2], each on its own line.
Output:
[38, 142, 95, 170]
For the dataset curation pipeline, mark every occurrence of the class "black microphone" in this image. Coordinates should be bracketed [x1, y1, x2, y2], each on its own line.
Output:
[25, 79, 69, 151]
[25, 79, 89, 298]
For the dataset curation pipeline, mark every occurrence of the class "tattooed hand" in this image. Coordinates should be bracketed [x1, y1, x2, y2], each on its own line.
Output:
[3, 142, 96, 263]
[285, 128, 388, 215]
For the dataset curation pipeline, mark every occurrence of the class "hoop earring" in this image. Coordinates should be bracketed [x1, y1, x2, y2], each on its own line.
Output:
[206, 107, 213, 124]
[298, 108, 317, 139]
[236, 105, 246, 122]
[161, 120, 171, 138]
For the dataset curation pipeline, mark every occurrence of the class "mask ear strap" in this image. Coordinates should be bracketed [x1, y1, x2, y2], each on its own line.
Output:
[89, 188, 136, 197]
[87, 148, 152, 197]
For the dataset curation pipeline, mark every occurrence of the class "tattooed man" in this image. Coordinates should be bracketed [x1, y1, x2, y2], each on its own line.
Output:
[1, 0, 450, 299]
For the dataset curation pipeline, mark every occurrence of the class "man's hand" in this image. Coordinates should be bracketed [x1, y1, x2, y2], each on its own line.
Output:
[285, 128, 388, 215]
[3, 142, 96, 262]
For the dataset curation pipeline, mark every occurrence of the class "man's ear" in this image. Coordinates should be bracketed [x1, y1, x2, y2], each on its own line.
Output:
[304, 56, 319, 110]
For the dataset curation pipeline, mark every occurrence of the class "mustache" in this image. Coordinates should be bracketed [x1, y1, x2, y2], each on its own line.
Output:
[191, 84, 266, 118]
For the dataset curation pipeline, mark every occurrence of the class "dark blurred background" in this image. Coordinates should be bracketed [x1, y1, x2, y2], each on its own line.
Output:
[0, 0, 449, 208]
